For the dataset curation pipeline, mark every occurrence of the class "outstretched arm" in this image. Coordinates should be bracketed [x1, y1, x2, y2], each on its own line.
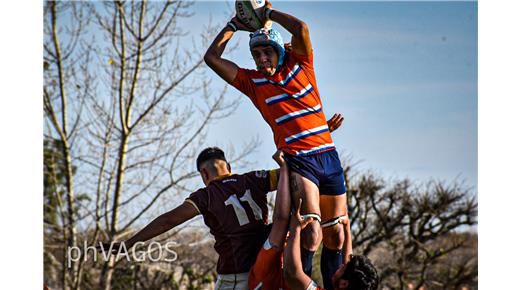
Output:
[267, 150, 291, 250]
[264, 1, 312, 56]
[204, 17, 253, 83]
[101, 202, 199, 251]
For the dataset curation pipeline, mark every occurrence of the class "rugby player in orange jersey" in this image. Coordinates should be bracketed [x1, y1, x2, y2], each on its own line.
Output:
[205, 1, 351, 288]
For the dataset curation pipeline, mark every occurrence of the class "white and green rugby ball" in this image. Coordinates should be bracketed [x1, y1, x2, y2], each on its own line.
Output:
[235, 0, 272, 30]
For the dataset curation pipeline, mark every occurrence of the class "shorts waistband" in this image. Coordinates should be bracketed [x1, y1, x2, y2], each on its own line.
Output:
[217, 272, 249, 281]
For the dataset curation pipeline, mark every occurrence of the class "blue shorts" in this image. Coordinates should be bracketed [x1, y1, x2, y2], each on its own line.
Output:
[284, 149, 346, 195]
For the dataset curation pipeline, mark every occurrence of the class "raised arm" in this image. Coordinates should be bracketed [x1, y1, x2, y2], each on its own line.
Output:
[342, 215, 353, 263]
[283, 200, 314, 289]
[267, 150, 292, 250]
[204, 17, 253, 83]
[264, 1, 312, 55]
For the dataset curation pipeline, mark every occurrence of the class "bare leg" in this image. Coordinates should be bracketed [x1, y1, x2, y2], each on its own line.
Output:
[290, 171, 321, 276]
[320, 194, 347, 250]
[320, 193, 348, 290]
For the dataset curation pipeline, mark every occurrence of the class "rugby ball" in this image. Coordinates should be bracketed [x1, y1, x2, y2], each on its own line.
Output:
[235, 0, 272, 30]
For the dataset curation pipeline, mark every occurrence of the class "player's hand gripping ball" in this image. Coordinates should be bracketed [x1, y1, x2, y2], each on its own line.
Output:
[235, 0, 272, 30]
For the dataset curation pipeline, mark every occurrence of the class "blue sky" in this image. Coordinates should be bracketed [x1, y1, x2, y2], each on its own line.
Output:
[192, 1, 477, 188]
[48, 1, 477, 189]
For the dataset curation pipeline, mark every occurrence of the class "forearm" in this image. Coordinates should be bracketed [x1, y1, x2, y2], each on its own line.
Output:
[204, 24, 240, 83]
[269, 9, 308, 40]
[285, 224, 303, 276]
[204, 25, 235, 63]
[273, 166, 290, 222]
[342, 217, 353, 263]
[269, 165, 291, 248]
[284, 223, 312, 287]
[125, 213, 174, 247]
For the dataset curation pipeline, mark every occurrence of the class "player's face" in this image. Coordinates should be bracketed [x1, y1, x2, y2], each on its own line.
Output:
[251, 45, 278, 76]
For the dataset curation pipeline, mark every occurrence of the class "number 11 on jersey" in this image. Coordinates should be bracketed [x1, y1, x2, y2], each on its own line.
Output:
[224, 189, 263, 226]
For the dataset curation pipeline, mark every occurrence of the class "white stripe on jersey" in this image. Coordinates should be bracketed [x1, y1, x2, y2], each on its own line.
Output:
[275, 104, 322, 124]
[285, 125, 329, 144]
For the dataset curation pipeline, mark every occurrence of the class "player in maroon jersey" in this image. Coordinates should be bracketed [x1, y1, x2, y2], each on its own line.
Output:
[100, 147, 278, 289]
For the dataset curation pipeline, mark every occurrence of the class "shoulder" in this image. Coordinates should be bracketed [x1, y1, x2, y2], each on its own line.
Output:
[231, 68, 265, 93]
[245, 169, 278, 192]
[186, 187, 210, 212]
[289, 50, 313, 66]
[245, 170, 270, 179]
[236, 67, 262, 79]
[188, 187, 209, 199]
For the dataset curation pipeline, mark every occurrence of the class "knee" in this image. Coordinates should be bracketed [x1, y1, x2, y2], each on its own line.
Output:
[302, 221, 322, 251]
[323, 225, 345, 250]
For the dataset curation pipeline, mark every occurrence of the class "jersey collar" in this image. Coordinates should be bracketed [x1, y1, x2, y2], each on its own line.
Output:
[209, 173, 233, 184]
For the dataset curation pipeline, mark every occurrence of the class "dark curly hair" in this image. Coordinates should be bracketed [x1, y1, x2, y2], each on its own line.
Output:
[342, 255, 379, 290]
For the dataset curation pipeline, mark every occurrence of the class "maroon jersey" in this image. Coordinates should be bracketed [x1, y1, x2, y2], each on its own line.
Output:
[186, 170, 277, 274]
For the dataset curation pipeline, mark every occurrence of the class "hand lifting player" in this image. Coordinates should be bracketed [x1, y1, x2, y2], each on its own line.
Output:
[284, 199, 379, 290]
[248, 150, 378, 290]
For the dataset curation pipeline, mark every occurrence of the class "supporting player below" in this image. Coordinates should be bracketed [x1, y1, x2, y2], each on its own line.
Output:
[99, 147, 277, 290]
[248, 150, 379, 289]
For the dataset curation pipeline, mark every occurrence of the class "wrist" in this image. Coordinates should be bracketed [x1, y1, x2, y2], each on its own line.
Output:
[226, 21, 237, 32]
[265, 8, 274, 20]
[290, 217, 302, 230]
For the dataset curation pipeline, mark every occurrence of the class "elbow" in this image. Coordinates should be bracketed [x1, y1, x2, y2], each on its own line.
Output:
[283, 264, 295, 280]
[203, 51, 216, 67]
[203, 52, 212, 66]
[299, 22, 309, 35]
[283, 264, 299, 285]
[273, 212, 290, 227]
[294, 21, 309, 39]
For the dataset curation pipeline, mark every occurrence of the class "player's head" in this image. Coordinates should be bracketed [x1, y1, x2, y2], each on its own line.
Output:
[249, 28, 285, 76]
[196, 147, 231, 186]
[333, 255, 379, 290]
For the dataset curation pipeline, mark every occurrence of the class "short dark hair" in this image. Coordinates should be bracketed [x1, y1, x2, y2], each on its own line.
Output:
[196, 147, 227, 172]
[342, 255, 379, 290]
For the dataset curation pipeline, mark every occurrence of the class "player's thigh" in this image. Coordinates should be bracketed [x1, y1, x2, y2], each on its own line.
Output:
[319, 194, 347, 222]
[320, 194, 347, 248]
[290, 171, 320, 215]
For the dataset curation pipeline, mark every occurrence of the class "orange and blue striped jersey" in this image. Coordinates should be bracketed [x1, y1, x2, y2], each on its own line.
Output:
[231, 50, 335, 156]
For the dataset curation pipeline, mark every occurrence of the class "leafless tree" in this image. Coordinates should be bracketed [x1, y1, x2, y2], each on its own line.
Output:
[344, 165, 478, 290]
[44, 1, 257, 289]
